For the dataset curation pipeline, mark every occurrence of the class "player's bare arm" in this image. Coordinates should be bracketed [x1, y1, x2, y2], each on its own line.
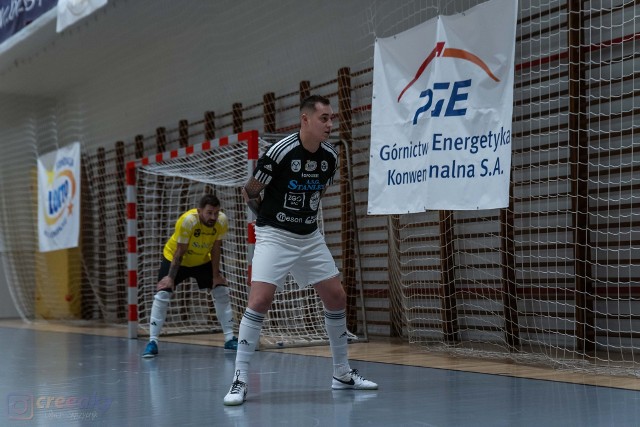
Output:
[243, 177, 266, 217]
[157, 242, 188, 290]
[211, 239, 227, 286]
[168, 243, 188, 279]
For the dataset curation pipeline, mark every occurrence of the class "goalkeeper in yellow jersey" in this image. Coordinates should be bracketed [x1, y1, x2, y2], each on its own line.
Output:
[142, 194, 238, 358]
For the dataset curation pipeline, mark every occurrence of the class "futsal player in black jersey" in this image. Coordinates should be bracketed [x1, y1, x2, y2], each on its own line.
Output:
[224, 95, 377, 406]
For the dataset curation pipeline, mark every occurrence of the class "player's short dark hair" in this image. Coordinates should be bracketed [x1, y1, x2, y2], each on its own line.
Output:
[199, 194, 220, 209]
[300, 94, 330, 112]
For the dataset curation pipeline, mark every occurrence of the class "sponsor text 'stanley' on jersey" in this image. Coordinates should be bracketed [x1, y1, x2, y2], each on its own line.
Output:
[163, 209, 229, 267]
[253, 132, 338, 235]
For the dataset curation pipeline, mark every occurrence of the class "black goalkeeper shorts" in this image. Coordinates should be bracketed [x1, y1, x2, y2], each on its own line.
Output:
[157, 257, 213, 291]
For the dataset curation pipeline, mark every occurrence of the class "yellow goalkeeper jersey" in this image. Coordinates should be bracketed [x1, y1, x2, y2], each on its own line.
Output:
[162, 209, 228, 267]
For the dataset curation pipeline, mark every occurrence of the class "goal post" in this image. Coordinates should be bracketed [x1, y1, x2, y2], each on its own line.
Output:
[124, 131, 365, 348]
[125, 130, 259, 339]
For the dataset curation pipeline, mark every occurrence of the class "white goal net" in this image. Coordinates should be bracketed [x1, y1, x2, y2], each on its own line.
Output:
[129, 131, 350, 347]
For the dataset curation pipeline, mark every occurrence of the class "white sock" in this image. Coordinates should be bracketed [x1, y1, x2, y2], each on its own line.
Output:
[212, 286, 235, 342]
[149, 290, 171, 342]
[324, 308, 351, 377]
[234, 308, 264, 383]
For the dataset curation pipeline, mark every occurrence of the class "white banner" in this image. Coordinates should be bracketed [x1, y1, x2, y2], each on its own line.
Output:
[368, 0, 517, 214]
[57, 0, 108, 33]
[38, 142, 81, 252]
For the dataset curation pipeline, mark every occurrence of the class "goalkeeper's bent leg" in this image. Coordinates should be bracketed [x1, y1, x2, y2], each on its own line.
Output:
[212, 285, 235, 342]
[149, 290, 171, 342]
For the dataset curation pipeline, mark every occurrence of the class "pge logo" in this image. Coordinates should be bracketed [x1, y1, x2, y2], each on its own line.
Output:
[397, 41, 500, 125]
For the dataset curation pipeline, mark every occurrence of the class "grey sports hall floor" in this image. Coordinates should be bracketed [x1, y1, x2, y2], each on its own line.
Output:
[2, 324, 640, 427]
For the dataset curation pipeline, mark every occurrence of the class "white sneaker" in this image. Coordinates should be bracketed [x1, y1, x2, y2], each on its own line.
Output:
[331, 369, 378, 390]
[223, 370, 248, 406]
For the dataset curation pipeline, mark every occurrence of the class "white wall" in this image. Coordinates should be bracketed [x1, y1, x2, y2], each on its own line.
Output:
[0, 0, 482, 150]
[0, 0, 484, 323]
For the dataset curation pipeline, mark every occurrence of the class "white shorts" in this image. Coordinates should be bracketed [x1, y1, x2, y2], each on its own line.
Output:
[251, 225, 340, 289]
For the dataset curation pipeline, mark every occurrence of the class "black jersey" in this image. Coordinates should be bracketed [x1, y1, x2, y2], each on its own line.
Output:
[253, 132, 339, 235]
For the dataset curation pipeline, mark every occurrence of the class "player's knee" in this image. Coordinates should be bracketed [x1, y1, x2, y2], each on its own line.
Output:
[155, 290, 172, 303]
[322, 287, 346, 310]
[332, 292, 347, 309]
[212, 285, 230, 304]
